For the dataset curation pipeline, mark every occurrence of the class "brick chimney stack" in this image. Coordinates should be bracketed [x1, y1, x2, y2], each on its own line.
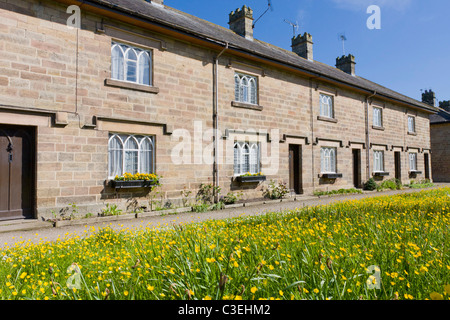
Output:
[291, 33, 314, 61]
[336, 54, 356, 76]
[229, 6, 254, 40]
[422, 89, 436, 107]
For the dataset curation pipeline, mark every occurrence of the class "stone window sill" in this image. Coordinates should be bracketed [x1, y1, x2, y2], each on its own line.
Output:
[372, 125, 385, 131]
[407, 131, 417, 136]
[105, 78, 159, 94]
[372, 172, 390, 177]
[231, 101, 263, 111]
[317, 116, 338, 123]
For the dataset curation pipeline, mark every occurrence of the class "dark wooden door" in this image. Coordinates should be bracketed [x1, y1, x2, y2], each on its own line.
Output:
[352, 149, 361, 188]
[395, 152, 402, 181]
[0, 125, 35, 220]
[289, 144, 303, 195]
[424, 153, 430, 180]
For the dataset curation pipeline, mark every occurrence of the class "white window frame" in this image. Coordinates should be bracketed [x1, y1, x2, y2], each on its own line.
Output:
[409, 152, 418, 171]
[408, 116, 416, 133]
[373, 107, 383, 127]
[108, 133, 155, 179]
[373, 150, 384, 173]
[233, 142, 260, 176]
[111, 42, 152, 86]
[320, 94, 334, 119]
[320, 147, 337, 174]
[234, 73, 258, 105]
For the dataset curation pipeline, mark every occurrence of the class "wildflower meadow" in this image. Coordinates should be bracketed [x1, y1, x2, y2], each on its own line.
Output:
[0, 188, 449, 301]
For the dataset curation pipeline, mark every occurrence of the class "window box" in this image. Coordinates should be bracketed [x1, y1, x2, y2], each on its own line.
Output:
[109, 179, 158, 189]
[373, 172, 390, 177]
[320, 173, 343, 179]
[236, 175, 266, 183]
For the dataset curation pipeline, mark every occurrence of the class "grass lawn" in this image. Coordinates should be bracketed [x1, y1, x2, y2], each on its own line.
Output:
[1, 188, 449, 300]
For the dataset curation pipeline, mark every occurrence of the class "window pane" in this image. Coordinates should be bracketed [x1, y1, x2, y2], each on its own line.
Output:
[374, 151, 384, 172]
[124, 137, 139, 174]
[249, 143, 259, 174]
[241, 77, 249, 103]
[374, 108, 382, 127]
[320, 94, 333, 118]
[140, 138, 153, 173]
[111, 45, 124, 81]
[321, 147, 336, 173]
[109, 135, 123, 177]
[138, 52, 151, 85]
[242, 143, 250, 173]
[126, 48, 138, 83]
[234, 143, 241, 175]
[249, 78, 257, 105]
[330, 148, 336, 173]
[235, 75, 240, 101]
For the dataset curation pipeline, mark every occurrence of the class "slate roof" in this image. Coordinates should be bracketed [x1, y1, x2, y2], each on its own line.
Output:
[82, 0, 437, 113]
[430, 109, 450, 124]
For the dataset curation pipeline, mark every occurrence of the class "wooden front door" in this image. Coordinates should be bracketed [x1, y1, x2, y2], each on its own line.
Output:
[395, 152, 402, 181]
[0, 125, 35, 220]
[352, 149, 361, 188]
[289, 144, 303, 195]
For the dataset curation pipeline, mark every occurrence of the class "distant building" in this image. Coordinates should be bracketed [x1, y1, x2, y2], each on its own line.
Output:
[426, 91, 450, 182]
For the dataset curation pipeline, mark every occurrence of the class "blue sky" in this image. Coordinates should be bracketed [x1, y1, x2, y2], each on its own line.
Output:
[165, 0, 449, 104]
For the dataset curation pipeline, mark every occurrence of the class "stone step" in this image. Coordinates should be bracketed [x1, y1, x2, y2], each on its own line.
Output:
[0, 219, 53, 234]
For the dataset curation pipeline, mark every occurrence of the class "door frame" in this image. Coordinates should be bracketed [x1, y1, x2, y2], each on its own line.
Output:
[289, 144, 303, 195]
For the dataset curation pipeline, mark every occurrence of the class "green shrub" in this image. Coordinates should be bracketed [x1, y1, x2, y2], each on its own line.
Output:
[377, 179, 402, 191]
[363, 178, 377, 191]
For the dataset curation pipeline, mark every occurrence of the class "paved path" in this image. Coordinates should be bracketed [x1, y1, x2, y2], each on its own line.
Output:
[1, 184, 448, 248]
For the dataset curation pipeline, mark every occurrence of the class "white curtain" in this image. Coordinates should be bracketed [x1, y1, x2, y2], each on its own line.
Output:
[234, 143, 240, 175]
[249, 78, 257, 105]
[125, 48, 138, 83]
[374, 151, 384, 172]
[321, 147, 336, 173]
[138, 51, 151, 85]
[108, 135, 123, 177]
[111, 44, 124, 81]
[124, 136, 139, 174]
[140, 137, 153, 174]
[250, 143, 259, 174]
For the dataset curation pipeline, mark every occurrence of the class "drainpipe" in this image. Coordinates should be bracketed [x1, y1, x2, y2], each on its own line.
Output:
[365, 91, 377, 181]
[213, 42, 228, 202]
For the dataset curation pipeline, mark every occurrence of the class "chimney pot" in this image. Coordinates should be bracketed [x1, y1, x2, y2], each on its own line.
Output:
[148, 0, 164, 6]
[291, 32, 314, 61]
[229, 5, 254, 40]
[336, 54, 356, 76]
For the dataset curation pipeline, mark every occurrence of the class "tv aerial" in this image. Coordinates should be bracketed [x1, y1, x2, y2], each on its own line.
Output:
[284, 19, 299, 38]
[338, 33, 347, 55]
[252, 0, 274, 29]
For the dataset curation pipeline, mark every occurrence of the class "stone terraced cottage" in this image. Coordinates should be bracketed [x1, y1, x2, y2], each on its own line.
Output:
[0, 0, 439, 220]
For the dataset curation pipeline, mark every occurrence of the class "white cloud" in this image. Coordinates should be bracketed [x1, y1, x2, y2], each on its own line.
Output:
[331, 0, 412, 12]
